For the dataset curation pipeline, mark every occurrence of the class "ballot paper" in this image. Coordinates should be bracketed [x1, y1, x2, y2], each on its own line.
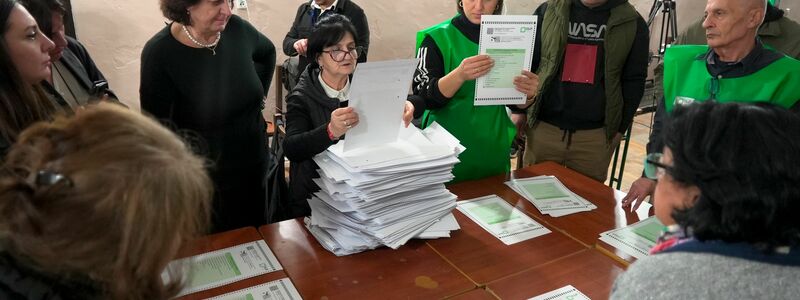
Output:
[307, 121, 463, 256]
[343, 59, 418, 152]
[529, 285, 591, 300]
[599, 216, 665, 260]
[506, 176, 597, 217]
[457, 195, 550, 245]
[208, 278, 302, 300]
[475, 15, 537, 106]
[162, 240, 282, 297]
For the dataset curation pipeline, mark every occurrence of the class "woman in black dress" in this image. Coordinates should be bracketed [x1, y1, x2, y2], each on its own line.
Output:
[141, 0, 276, 232]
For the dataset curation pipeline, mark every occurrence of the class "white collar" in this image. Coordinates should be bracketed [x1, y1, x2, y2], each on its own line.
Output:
[318, 71, 350, 102]
[311, 0, 338, 11]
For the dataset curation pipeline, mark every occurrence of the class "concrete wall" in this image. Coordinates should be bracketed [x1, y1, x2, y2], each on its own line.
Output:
[71, 0, 799, 111]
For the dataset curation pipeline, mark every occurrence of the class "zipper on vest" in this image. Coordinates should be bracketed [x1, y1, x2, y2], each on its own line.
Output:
[709, 75, 722, 101]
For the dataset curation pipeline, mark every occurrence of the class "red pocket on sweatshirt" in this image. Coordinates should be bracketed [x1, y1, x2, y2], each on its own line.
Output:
[561, 43, 598, 85]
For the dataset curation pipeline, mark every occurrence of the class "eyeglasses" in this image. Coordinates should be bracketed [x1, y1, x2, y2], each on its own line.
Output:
[644, 153, 674, 180]
[321, 46, 363, 62]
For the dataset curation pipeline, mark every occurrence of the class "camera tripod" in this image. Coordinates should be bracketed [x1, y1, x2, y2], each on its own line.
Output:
[647, 0, 678, 62]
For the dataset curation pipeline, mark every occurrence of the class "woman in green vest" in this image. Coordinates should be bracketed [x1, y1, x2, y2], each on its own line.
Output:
[412, 0, 539, 183]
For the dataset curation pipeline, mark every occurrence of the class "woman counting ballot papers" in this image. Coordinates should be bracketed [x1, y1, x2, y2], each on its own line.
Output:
[413, 0, 539, 183]
[284, 13, 418, 219]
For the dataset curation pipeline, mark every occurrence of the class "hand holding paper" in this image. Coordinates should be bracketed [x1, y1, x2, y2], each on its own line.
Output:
[457, 54, 495, 81]
[329, 107, 359, 138]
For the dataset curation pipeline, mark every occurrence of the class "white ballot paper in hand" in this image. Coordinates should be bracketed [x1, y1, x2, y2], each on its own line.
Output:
[457, 194, 550, 245]
[475, 15, 537, 106]
[161, 240, 283, 297]
[343, 59, 418, 152]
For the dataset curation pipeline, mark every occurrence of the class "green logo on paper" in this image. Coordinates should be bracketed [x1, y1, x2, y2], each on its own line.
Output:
[520, 26, 533, 33]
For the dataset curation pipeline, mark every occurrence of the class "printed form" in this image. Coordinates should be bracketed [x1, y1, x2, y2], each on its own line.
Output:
[475, 15, 537, 106]
[457, 194, 550, 245]
[162, 240, 283, 297]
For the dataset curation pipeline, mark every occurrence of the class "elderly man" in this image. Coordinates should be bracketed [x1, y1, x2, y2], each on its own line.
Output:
[622, 0, 800, 209]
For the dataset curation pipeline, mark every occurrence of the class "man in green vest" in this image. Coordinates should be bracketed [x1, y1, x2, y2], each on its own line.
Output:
[676, 1, 800, 59]
[623, 0, 800, 210]
[518, 0, 649, 182]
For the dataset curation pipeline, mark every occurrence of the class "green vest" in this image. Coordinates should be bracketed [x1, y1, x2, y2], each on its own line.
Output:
[527, 0, 640, 140]
[663, 45, 800, 112]
[416, 17, 516, 183]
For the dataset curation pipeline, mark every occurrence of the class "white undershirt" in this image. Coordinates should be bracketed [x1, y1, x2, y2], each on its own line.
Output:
[318, 72, 350, 102]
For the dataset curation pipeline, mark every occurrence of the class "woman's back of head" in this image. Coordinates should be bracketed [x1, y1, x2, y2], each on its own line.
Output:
[664, 101, 800, 249]
[0, 103, 212, 299]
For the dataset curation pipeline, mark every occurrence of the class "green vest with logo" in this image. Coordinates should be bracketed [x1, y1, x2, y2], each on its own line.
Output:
[528, 0, 640, 140]
[663, 45, 800, 112]
[416, 17, 516, 183]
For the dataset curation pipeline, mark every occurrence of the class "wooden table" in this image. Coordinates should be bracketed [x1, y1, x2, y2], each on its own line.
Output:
[424, 206, 586, 285]
[259, 219, 476, 299]
[448, 288, 499, 299]
[448, 162, 645, 266]
[486, 249, 625, 299]
[176, 227, 288, 300]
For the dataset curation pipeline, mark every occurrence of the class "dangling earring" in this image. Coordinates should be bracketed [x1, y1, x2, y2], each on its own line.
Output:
[458, 1, 463, 7]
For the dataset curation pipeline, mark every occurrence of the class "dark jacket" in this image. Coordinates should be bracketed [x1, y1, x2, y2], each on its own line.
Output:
[43, 37, 118, 108]
[0, 253, 100, 299]
[529, 0, 648, 138]
[283, 66, 341, 218]
[282, 0, 370, 76]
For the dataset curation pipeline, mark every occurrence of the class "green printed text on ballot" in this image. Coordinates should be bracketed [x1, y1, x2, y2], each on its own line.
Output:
[469, 202, 519, 225]
[483, 48, 525, 89]
[632, 220, 664, 243]
[523, 182, 569, 200]
[186, 252, 242, 288]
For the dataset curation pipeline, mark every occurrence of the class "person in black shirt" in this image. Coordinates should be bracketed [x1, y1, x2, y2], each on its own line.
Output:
[519, 0, 649, 182]
[141, 0, 276, 232]
[282, 0, 369, 83]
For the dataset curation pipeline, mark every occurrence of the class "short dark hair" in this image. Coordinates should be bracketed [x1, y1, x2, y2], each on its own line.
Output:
[159, 0, 201, 25]
[307, 13, 358, 69]
[18, 0, 65, 38]
[456, 0, 504, 16]
[664, 101, 800, 249]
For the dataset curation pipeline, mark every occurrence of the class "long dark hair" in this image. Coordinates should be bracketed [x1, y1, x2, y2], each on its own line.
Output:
[664, 101, 800, 250]
[0, 0, 58, 147]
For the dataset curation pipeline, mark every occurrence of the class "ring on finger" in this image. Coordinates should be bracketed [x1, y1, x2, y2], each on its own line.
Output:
[344, 120, 349, 126]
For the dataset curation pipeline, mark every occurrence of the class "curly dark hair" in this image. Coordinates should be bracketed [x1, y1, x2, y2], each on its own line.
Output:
[664, 101, 800, 250]
[456, 0, 504, 16]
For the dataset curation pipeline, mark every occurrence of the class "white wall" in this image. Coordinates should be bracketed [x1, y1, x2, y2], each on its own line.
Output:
[71, 0, 799, 112]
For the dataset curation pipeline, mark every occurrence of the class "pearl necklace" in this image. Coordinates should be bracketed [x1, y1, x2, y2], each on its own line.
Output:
[182, 25, 221, 55]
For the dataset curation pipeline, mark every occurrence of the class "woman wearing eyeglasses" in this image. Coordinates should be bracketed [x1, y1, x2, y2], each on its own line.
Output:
[611, 101, 800, 299]
[140, 0, 276, 232]
[283, 13, 417, 219]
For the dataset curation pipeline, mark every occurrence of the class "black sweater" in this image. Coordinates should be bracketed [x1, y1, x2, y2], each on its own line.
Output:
[283, 67, 342, 218]
[282, 0, 370, 76]
[532, 0, 649, 133]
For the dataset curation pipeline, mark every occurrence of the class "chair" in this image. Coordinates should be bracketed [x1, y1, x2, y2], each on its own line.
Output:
[607, 125, 633, 190]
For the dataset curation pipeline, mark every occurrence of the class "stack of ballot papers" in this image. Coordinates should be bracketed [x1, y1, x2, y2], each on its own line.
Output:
[306, 122, 464, 256]
[505, 175, 596, 217]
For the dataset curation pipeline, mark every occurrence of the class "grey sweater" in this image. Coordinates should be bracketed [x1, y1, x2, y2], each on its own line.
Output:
[611, 252, 800, 299]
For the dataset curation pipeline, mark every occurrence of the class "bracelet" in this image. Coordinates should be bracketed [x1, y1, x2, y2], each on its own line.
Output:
[327, 123, 337, 141]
